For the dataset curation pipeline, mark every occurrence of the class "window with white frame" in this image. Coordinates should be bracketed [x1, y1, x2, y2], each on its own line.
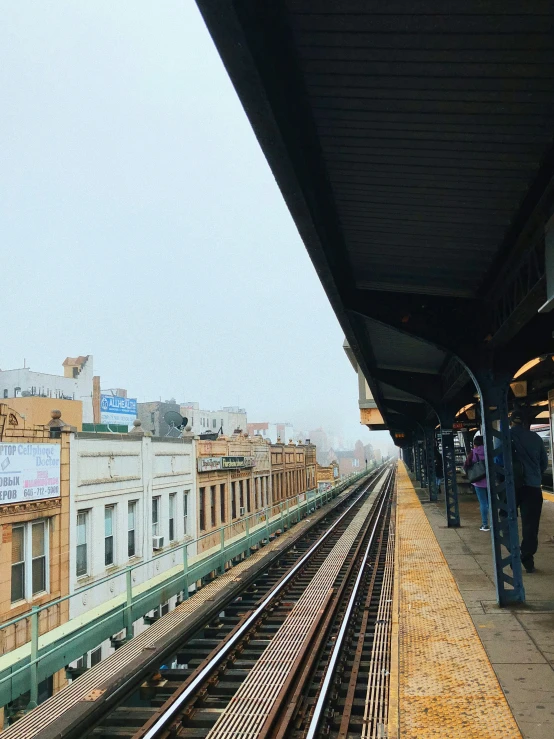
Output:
[152, 496, 160, 537]
[76, 511, 89, 577]
[11, 520, 49, 603]
[128, 501, 137, 558]
[169, 493, 176, 542]
[104, 506, 115, 567]
[183, 490, 189, 535]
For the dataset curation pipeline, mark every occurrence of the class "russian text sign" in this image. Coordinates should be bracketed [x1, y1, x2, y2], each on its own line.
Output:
[0, 443, 61, 504]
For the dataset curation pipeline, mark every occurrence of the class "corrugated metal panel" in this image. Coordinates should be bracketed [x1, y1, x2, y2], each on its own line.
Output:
[285, 1, 554, 298]
[364, 320, 446, 373]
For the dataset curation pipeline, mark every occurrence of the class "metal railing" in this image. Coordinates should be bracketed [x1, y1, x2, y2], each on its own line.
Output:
[0, 469, 373, 709]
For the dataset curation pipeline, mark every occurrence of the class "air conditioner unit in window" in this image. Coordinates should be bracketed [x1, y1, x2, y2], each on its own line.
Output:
[152, 535, 164, 550]
[239, 506, 246, 516]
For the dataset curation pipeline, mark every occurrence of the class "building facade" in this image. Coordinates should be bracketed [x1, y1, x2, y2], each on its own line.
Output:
[137, 401, 182, 437]
[68, 426, 197, 666]
[316, 461, 339, 492]
[5, 397, 83, 431]
[182, 404, 247, 437]
[270, 440, 317, 504]
[0, 356, 96, 424]
[0, 405, 70, 713]
[246, 422, 296, 444]
[196, 434, 271, 553]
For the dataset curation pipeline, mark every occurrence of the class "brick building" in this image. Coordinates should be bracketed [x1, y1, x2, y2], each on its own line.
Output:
[196, 433, 271, 553]
[0, 404, 71, 714]
[270, 440, 316, 504]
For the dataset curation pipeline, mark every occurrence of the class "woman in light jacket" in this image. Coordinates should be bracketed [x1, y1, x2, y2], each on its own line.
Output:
[464, 435, 489, 532]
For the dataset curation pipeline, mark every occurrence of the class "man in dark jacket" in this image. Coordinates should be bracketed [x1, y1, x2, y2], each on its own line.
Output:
[510, 410, 548, 573]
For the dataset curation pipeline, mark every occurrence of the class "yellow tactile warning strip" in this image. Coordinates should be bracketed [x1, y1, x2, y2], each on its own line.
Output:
[543, 491, 554, 502]
[389, 462, 522, 739]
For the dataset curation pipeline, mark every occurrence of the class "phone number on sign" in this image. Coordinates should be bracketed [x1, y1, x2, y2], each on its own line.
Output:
[24, 486, 59, 497]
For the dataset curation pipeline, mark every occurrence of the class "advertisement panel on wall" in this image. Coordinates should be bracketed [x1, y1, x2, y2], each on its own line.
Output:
[0, 443, 61, 504]
[100, 395, 137, 429]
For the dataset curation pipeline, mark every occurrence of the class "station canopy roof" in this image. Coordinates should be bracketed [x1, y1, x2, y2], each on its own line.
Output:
[197, 1, 554, 434]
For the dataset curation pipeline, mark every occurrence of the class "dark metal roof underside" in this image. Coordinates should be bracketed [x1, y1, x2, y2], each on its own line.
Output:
[197, 0, 554, 433]
[286, 1, 554, 298]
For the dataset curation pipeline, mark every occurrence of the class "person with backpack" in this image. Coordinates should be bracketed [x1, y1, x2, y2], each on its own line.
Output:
[510, 410, 548, 573]
[464, 435, 489, 531]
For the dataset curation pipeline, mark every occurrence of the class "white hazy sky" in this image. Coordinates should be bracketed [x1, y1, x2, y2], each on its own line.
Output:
[1, 1, 392, 453]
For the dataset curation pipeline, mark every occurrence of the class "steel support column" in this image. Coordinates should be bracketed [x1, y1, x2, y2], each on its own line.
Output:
[478, 376, 525, 605]
[440, 428, 460, 527]
[424, 426, 438, 502]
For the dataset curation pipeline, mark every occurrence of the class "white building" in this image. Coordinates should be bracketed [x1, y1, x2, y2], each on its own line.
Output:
[68, 427, 197, 668]
[181, 403, 247, 436]
[0, 355, 95, 423]
[247, 422, 296, 444]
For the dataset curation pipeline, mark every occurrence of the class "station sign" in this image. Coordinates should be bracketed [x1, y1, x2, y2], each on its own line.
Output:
[0, 443, 61, 504]
[197, 455, 255, 473]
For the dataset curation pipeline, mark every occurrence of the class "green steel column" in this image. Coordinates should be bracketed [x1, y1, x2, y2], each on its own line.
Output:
[219, 527, 225, 574]
[125, 569, 133, 641]
[28, 606, 39, 710]
[182, 544, 189, 600]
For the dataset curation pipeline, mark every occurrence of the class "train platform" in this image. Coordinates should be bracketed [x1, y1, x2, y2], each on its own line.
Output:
[398, 463, 554, 739]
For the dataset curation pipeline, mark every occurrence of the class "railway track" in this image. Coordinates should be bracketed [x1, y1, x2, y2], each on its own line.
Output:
[85, 464, 395, 739]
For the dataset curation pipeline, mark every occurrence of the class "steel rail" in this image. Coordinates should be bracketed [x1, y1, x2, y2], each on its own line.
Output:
[256, 471, 392, 739]
[140, 469, 389, 739]
[305, 472, 393, 739]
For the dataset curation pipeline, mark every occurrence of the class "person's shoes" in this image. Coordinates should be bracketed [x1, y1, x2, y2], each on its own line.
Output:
[480, 526, 490, 532]
[524, 564, 536, 574]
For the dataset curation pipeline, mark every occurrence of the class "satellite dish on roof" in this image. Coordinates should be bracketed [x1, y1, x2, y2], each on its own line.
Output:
[163, 411, 188, 437]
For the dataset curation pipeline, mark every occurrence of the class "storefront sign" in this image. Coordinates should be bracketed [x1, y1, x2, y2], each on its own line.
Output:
[197, 455, 255, 473]
[0, 443, 61, 504]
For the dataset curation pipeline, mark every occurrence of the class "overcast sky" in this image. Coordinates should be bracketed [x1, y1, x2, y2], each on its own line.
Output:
[1, 2, 393, 453]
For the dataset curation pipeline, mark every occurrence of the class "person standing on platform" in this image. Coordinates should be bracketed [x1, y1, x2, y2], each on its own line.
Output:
[510, 410, 548, 573]
[464, 435, 489, 532]
[434, 443, 444, 494]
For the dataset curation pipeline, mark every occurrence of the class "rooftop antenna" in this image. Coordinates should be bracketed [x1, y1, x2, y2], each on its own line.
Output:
[163, 411, 188, 437]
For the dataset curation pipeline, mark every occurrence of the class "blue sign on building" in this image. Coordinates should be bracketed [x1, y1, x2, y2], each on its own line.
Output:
[100, 395, 137, 428]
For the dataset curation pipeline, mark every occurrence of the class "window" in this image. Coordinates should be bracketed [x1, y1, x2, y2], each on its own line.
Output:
[210, 485, 216, 527]
[183, 491, 189, 535]
[90, 647, 102, 667]
[161, 601, 169, 616]
[246, 479, 251, 513]
[3, 389, 7, 398]
[231, 482, 236, 519]
[11, 526, 25, 602]
[150, 412, 155, 425]
[212, 418, 216, 429]
[152, 497, 160, 537]
[199, 487, 206, 531]
[105, 506, 115, 566]
[32, 522, 47, 595]
[76, 511, 88, 577]
[11, 521, 49, 603]
[220, 484, 226, 523]
[239, 480, 244, 510]
[128, 501, 137, 558]
[169, 493, 176, 541]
